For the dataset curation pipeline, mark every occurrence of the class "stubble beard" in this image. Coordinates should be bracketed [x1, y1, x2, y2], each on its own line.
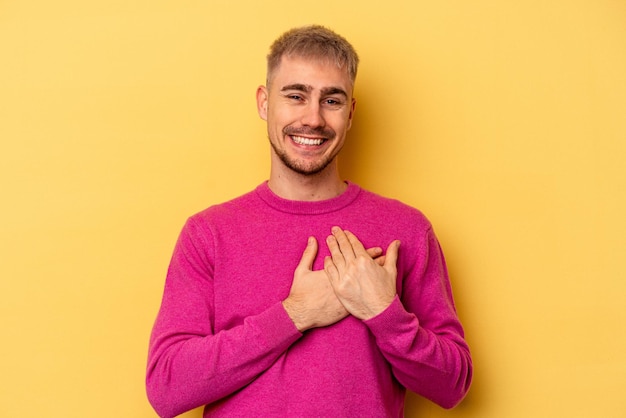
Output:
[270, 140, 336, 176]
[270, 126, 339, 176]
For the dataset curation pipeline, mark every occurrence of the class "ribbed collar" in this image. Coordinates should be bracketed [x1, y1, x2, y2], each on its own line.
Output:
[254, 181, 361, 215]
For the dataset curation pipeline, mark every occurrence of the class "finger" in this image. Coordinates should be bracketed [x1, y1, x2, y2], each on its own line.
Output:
[324, 256, 340, 285]
[383, 240, 401, 270]
[296, 236, 318, 272]
[365, 247, 383, 259]
[374, 255, 386, 266]
[326, 234, 346, 267]
[331, 226, 356, 259]
[344, 230, 368, 255]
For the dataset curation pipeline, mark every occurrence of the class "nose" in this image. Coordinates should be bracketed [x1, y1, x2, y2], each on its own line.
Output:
[300, 101, 325, 128]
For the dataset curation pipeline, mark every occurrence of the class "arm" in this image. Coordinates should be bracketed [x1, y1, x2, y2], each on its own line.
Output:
[324, 227, 472, 408]
[146, 220, 301, 418]
[146, 224, 384, 417]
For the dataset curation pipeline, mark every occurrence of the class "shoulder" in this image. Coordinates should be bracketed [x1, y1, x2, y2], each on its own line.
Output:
[355, 186, 433, 231]
[189, 187, 261, 223]
[174, 187, 264, 245]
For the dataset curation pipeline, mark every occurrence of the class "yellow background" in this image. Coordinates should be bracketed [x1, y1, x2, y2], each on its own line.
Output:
[1, 1, 625, 417]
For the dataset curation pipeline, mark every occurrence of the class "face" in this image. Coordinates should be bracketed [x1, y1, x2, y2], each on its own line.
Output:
[256, 56, 356, 176]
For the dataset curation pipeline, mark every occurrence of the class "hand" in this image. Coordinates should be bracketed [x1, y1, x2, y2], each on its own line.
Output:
[282, 237, 349, 332]
[324, 227, 401, 320]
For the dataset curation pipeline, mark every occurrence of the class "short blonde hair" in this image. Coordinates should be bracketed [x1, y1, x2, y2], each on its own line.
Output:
[266, 25, 359, 86]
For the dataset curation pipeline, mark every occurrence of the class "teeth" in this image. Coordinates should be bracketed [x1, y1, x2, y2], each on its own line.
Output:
[292, 136, 323, 146]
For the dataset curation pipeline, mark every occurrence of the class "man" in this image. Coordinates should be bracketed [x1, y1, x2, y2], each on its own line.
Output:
[147, 25, 472, 417]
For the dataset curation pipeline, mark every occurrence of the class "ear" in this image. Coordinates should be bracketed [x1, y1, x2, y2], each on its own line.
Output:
[346, 97, 356, 130]
[256, 85, 268, 121]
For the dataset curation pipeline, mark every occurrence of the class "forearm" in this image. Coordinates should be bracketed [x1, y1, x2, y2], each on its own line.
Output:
[146, 302, 301, 418]
[365, 297, 472, 408]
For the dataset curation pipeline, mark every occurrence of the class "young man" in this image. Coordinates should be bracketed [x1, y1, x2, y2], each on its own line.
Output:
[147, 25, 472, 417]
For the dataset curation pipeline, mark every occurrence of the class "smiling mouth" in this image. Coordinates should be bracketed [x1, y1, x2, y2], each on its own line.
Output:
[291, 135, 325, 146]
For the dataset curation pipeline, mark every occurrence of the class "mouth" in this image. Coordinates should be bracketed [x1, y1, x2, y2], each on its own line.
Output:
[290, 135, 326, 146]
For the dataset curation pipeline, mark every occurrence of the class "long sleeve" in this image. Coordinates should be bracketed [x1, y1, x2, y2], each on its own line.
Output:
[364, 227, 473, 408]
[146, 184, 472, 417]
[146, 219, 301, 418]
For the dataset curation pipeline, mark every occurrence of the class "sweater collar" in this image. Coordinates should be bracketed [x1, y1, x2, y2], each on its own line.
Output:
[255, 181, 361, 215]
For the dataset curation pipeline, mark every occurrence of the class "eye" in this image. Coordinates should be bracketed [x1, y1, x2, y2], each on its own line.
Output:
[323, 98, 343, 107]
[288, 94, 303, 101]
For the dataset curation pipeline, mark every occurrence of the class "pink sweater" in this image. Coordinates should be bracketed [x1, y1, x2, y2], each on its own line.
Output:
[147, 182, 472, 417]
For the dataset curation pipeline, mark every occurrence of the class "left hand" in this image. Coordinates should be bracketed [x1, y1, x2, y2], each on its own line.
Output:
[324, 227, 401, 320]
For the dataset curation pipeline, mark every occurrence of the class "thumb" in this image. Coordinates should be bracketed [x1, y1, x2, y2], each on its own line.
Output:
[383, 240, 401, 271]
[297, 236, 318, 272]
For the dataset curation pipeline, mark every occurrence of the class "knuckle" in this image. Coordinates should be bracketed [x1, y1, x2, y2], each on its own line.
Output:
[356, 256, 371, 268]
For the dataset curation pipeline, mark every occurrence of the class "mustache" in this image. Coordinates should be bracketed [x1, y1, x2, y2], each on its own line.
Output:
[283, 126, 336, 140]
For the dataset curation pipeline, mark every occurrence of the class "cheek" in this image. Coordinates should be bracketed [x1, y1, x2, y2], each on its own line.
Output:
[268, 107, 286, 125]
[333, 114, 352, 133]
[345, 117, 353, 131]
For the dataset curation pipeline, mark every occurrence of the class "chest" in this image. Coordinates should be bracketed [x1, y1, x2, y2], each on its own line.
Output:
[208, 213, 411, 331]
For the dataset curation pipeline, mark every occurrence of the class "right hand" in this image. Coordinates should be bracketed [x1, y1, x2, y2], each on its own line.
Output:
[283, 237, 349, 332]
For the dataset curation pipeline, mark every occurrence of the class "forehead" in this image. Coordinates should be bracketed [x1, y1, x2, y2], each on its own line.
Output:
[270, 56, 353, 92]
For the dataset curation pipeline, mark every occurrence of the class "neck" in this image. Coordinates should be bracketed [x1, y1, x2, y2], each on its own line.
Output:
[268, 161, 347, 201]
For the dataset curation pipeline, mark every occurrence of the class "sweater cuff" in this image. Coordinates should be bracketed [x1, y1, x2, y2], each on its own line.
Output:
[254, 301, 302, 351]
[363, 296, 418, 339]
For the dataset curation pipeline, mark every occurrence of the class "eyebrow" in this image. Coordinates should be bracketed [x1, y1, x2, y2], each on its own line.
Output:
[281, 84, 348, 98]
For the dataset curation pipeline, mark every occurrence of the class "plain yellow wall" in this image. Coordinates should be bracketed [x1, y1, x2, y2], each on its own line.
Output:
[1, 1, 625, 417]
